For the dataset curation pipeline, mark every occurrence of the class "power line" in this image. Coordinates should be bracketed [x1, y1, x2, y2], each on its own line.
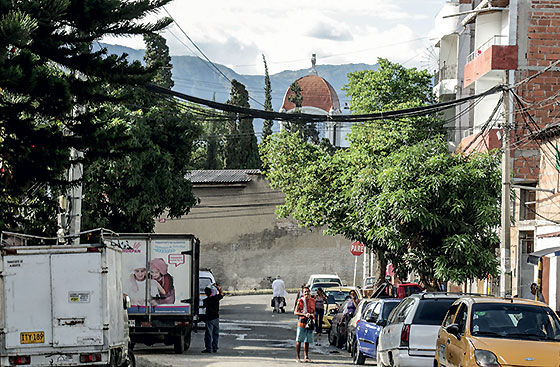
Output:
[163, 6, 265, 109]
[145, 83, 504, 124]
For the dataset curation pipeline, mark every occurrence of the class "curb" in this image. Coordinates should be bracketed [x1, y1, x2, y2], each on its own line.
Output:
[223, 288, 299, 296]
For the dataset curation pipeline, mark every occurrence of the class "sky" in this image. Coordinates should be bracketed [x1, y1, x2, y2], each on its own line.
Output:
[102, 0, 448, 75]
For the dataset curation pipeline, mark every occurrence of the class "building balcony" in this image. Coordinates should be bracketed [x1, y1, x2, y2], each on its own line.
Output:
[433, 64, 458, 96]
[456, 128, 502, 154]
[464, 35, 517, 87]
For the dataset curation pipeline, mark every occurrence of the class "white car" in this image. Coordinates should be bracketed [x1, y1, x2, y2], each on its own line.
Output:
[377, 293, 459, 367]
[306, 273, 343, 287]
[198, 270, 216, 320]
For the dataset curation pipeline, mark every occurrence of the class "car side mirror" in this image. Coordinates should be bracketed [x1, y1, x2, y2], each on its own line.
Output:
[376, 319, 387, 327]
[446, 324, 460, 337]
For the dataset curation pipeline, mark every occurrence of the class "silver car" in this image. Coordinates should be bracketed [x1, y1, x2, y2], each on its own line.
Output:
[377, 293, 459, 367]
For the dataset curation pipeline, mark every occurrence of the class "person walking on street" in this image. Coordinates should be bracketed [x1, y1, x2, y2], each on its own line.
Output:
[294, 286, 315, 363]
[272, 275, 288, 313]
[314, 288, 328, 335]
[201, 285, 224, 353]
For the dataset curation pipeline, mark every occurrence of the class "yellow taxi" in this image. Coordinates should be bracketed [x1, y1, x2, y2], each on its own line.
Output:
[435, 295, 560, 367]
[322, 287, 361, 330]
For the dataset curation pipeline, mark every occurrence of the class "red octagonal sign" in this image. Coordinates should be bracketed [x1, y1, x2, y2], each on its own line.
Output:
[350, 241, 364, 256]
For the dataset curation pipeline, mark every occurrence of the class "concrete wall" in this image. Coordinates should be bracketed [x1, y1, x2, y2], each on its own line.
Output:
[154, 172, 367, 291]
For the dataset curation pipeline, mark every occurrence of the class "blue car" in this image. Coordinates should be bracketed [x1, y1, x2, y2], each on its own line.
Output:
[352, 298, 401, 365]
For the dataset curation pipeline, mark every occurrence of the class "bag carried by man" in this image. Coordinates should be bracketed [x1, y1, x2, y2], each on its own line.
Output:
[305, 317, 315, 330]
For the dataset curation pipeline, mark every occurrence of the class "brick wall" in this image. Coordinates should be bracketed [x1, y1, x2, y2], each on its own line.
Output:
[514, 0, 560, 181]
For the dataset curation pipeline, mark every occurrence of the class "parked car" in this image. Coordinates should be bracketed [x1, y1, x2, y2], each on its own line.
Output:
[352, 298, 402, 365]
[307, 273, 343, 287]
[435, 295, 560, 367]
[323, 287, 362, 330]
[377, 293, 460, 367]
[198, 269, 216, 324]
[328, 299, 352, 348]
[346, 299, 375, 353]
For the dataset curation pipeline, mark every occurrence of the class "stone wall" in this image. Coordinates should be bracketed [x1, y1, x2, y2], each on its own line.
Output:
[154, 172, 371, 291]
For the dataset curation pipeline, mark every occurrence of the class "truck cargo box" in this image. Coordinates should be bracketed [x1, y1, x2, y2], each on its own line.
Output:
[0, 242, 130, 367]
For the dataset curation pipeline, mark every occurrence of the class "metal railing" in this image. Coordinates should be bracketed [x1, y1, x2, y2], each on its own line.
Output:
[434, 64, 458, 85]
[467, 35, 508, 63]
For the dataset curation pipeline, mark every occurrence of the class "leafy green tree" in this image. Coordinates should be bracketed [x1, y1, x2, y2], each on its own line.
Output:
[224, 79, 259, 169]
[0, 0, 173, 231]
[80, 33, 200, 232]
[262, 54, 274, 140]
[262, 58, 501, 287]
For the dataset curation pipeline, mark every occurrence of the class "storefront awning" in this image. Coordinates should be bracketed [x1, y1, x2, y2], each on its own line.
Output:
[527, 246, 560, 265]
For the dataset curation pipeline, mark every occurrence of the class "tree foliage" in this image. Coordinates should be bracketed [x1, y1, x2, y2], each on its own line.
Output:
[80, 33, 200, 232]
[0, 0, 173, 231]
[261, 58, 501, 286]
[224, 79, 260, 169]
[262, 54, 274, 140]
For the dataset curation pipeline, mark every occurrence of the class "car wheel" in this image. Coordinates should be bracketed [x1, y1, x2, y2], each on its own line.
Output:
[173, 334, 185, 354]
[328, 327, 337, 346]
[352, 340, 365, 365]
[336, 326, 345, 349]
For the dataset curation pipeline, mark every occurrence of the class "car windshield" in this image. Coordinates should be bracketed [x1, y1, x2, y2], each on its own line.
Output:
[311, 282, 340, 291]
[326, 290, 351, 303]
[199, 277, 213, 293]
[471, 303, 560, 341]
[314, 278, 342, 285]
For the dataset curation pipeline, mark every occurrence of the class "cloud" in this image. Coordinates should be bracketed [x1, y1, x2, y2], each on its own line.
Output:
[306, 22, 353, 41]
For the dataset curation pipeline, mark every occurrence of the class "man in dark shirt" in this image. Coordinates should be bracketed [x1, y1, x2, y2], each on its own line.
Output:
[201, 285, 224, 353]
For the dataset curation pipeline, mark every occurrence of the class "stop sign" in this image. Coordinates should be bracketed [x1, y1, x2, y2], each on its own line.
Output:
[350, 241, 364, 256]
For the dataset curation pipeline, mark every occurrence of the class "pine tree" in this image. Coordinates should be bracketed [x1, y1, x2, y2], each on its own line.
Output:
[224, 79, 259, 169]
[144, 32, 174, 89]
[0, 0, 174, 231]
[262, 54, 274, 140]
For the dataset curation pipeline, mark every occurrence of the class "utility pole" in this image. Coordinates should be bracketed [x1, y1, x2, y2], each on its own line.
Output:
[500, 75, 512, 297]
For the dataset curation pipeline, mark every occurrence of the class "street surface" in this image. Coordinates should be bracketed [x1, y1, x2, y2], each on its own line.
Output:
[136, 294, 366, 366]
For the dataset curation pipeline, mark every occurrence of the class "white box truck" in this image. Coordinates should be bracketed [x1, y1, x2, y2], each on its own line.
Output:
[0, 231, 132, 367]
[119, 233, 199, 354]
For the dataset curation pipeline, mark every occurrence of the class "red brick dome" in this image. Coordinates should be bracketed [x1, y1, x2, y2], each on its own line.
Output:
[281, 75, 341, 114]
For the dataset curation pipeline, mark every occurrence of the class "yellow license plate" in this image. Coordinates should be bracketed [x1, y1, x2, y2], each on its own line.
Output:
[20, 331, 44, 344]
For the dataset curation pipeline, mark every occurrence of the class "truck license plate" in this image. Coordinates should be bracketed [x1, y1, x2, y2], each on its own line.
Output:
[20, 331, 44, 344]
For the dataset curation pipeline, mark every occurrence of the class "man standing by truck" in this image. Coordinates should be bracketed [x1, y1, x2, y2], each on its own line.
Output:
[201, 285, 224, 353]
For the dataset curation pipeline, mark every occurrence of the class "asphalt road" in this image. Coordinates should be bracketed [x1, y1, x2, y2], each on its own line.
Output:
[135, 294, 370, 366]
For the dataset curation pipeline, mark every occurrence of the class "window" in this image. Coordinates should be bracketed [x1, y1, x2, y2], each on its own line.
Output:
[371, 302, 381, 321]
[199, 277, 213, 293]
[456, 304, 468, 334]
[442, 304, 459, 328]
[382, 301, 400, 321]
[389, 298, 415, 324]
[412, 298, 458, 325]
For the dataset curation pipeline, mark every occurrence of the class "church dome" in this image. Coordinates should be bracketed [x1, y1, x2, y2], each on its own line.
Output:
[280, 75, 341, 115]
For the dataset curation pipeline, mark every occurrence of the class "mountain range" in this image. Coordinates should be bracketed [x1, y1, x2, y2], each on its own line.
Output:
[100, 43, 379, 133]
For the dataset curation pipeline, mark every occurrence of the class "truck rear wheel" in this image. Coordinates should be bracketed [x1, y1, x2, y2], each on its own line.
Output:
[173, 334, 185, 354]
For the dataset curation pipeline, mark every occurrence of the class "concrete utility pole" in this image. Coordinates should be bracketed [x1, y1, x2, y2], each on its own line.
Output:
[500, 75, 512, 297]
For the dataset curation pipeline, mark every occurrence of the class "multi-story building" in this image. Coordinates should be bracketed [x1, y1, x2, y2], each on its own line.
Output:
[433, 0, 560, 311]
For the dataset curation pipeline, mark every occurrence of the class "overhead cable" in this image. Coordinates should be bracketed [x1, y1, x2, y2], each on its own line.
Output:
[145, 83, 505, 123]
